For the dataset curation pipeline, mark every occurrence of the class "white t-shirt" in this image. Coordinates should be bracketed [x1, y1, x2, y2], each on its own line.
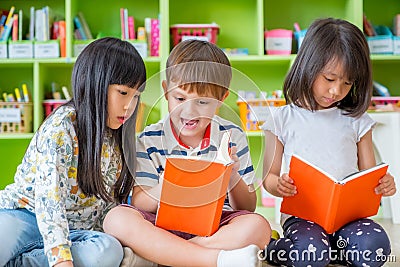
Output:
[261, 104, 376, 224]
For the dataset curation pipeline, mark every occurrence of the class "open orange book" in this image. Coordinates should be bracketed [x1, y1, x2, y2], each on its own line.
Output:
[155, 132, 233, 236]
[280, 154, 388, 234]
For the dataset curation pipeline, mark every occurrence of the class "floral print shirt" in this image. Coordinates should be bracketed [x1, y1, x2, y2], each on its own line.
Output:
[0, 105, 122, 266]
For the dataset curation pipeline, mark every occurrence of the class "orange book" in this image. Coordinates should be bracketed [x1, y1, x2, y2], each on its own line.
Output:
[58, 20, 66, 57]
[281, 154, 388, 234]
[155, 132, 233, 236]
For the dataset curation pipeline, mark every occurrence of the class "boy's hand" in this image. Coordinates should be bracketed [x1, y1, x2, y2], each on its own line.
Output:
[229, 146, 240, 174]
[375, 173, 396, 196]
[277, 173, 297, 197]
[227, 146, 241, 189]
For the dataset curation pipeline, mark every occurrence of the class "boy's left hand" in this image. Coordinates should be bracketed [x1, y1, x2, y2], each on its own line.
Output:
[227, 146, 241, 189]
[375, 173, 397, 196]
[229, 145, 240, 174]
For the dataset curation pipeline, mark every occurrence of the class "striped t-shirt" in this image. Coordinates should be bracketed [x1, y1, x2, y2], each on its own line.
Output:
[135, 115, 255, 209]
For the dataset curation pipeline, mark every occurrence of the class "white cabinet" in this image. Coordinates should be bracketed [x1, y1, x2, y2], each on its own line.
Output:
[369, 112, 400, 224]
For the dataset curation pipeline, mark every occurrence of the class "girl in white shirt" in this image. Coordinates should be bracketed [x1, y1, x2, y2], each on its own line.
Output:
[262, 18, 396, 267]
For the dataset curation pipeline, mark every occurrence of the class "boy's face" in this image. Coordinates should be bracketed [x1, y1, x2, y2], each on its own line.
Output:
[163, 81, 227, 146]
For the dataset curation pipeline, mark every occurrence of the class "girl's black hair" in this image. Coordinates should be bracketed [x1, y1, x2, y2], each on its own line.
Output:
[70, 37, 146, 203]
[284, 18, 372, 117]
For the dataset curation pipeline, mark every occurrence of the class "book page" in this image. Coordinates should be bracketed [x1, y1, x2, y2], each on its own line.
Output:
[340, 163, 388, 184]
[333, 164, 387, 232]
[215, 131, 232, 164]
[168, 131, 232, 166]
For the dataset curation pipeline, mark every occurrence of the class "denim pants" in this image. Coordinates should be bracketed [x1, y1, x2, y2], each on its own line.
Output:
[266, 217, 391, 267]
[0, 208, 123, 267]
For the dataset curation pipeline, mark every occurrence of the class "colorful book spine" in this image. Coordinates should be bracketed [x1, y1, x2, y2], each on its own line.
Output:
[18, 9, 22, 40]
[59, 20, 66, 57]
[1, 16, 14, 41]
[150, 18, 160, 56]
[4, 6, 15, 27]
[128, 16, 135, 40]
[77, 12, 93, 39]
[124, 8, 129, 41]
[120, 8, 125, 40]
[12, 14, 18, 41]
[0, 15, 6, 34]
[0, 6, 15, 41]
[29, 7, 35, 40]
[73, 16, 87, 40]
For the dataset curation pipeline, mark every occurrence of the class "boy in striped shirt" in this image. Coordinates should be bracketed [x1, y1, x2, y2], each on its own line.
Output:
[104, 39, 271, 267]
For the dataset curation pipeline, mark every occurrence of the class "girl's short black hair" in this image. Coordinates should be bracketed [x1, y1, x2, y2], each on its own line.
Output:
[284, 18, 372, 117]
[71, 37, 146, 203]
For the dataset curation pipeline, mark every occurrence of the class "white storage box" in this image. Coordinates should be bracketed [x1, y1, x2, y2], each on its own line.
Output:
[34, 40, 60, 58]
[8, 41, 33, 59]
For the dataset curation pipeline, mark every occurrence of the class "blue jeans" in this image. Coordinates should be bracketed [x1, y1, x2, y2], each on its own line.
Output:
[0, 209, 123, 267]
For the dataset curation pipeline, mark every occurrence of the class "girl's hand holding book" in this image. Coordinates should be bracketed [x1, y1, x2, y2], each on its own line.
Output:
[277, 173, 297, 197]
[375, 172, 396, 196]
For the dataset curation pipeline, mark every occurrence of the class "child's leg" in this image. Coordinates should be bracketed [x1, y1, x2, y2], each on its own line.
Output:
[0, 208, 123, 267]
[103, 206, 260, 267]
[190, 211, 271, 250]
[331, 218, 391, 267]
[69, 229, 124, 267]
[0, 208, 47, 266]
[104, 205, 218, 266]
[265, 217, 330, 267]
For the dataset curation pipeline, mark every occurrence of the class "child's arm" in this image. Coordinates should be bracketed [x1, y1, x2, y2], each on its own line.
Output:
[358, 130, 397, 196]
[133, 133, 164, 212]
[263, 130, 296, 197]
[131, 183, 162, 213]
[34, 123, 74, 266]
[227, 146, 257, 211]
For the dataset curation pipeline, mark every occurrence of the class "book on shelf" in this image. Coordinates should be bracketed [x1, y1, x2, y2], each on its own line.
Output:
[394, 14, 400, 36]
[29, 6, 34, 40]
[120, 8, 126, 40]
[35, 7, 51, 41]
[363, 14, 377, 36]
[73, 15, 87, 40]
[120, 8, 136, 40]
[77, 12, 93, 39]
[128, 16, 135, 40]
[155, 132, 233, 236]
[0, 16, 13, 41]
[11, 14, 18, 41]
[59, 20, 66, 57]
[0, 6, 15, 41]
[18, 9, 22, 41]
[280, 154, 389, 234]
[150, 18, 160, 56]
